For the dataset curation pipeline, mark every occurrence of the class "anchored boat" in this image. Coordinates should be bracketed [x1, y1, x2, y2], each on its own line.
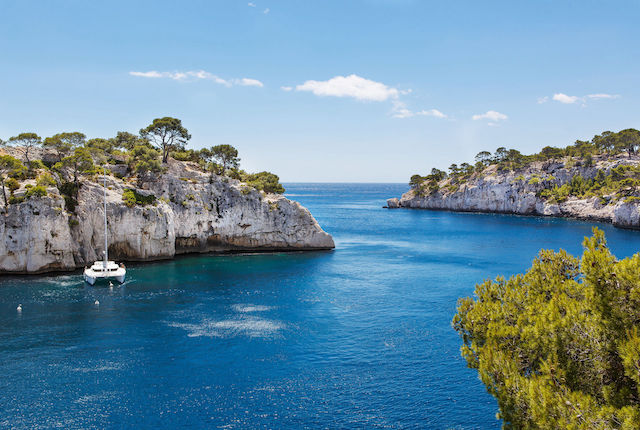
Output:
[83, 167, 126, 285]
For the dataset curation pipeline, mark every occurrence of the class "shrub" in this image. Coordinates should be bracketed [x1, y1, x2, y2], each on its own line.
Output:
[528, 177, 540, 185]
[25, 185, 47, 199]
[1, 155, 27, 179]
[5, 178, 19, 193]
[8, 195, 24, 204]
[28, 159, 46, 170]
[584, 153, 593, 167]
[59, 181, 79, 212]
[122, 188, 156, 207]
[170, 149, 201, 162]
[122, 189, 137, 207]
[36, 172, 56, 187]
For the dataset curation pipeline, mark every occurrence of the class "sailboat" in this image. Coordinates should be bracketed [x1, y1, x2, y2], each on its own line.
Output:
[83, 167, 126, 285]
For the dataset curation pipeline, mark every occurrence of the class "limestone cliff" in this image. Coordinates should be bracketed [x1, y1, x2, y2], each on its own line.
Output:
[0, 159, 334, 274]
[388, 155, 640, 229]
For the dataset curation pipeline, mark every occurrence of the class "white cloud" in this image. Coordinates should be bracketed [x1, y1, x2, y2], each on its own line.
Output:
[537, 96, 549, 104]
[234, 78, 264, 87]
[129, 71, 164, 79]
[129, 70, 229, 85]
[552, 93, 580, 104]
[292, 75, 446, 119]
[472, 110, 508, 122]
[391, 101, 446, 119]
[586, 93, 620, 100]
[391, 101, 412, 118]
[296, 74, 400, 102]
[130, 70, 263, 88]
[542, 92, 620, 105]
[248, 2, 256, 6]
[263, 8, 269, 14]
[417, 109, 447, 118]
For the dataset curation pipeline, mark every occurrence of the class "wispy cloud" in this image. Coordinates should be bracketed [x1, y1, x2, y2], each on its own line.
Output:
[472, 110, 508, 125]
[538, 92, 621, 105]
[295, 74, 399, 102]
[248, 2, 256, 6]
[234, 78, 264, 87]
[263, 8, 270, 14]
[280, 86, 293, 91]
[129, 70, 263, 88]
[586, 93, 620, 100]
[391, 101, 446, 119]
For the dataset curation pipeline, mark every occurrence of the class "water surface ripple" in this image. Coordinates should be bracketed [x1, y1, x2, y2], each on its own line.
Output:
[3, 183, 640, 428]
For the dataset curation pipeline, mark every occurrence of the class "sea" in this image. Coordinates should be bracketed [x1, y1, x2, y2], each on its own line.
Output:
[2, 183, 640, 429]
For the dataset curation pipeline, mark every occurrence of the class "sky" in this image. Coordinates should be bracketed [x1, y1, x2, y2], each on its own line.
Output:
[1, 0, 639, 182]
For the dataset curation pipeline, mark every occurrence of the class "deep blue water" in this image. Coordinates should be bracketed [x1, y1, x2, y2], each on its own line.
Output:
[3, 183, 640, 429]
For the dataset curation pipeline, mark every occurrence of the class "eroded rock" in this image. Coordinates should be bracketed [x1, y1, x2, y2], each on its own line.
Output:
[0, 160, 334, 274]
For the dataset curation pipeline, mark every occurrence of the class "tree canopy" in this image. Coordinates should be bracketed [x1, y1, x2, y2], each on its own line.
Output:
[243, 171, 285, 194]
[410, 128, 640, 198]
[8, 132, 41, 164]
[453, 229, 640, 429]
[43, 132, 86, 162]
[201, 144, 240, 173]
[1, 117, 285, 202]
[615, 129, 640, 158]
[115, 131, 151, 151]
[140, 117, 191, 163]
[128, 145, 162, 181]
[55, 147, 95, 185]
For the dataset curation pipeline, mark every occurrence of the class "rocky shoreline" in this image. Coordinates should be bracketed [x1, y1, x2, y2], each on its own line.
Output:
[387, 155, 640, 229]
[0, 159, 334, 275]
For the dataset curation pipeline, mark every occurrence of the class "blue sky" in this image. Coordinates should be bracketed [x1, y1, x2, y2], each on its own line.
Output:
[1, 0, 639, 182]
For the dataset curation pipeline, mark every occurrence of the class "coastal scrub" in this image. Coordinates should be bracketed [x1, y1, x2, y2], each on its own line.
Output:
[453, 229, 640, 429]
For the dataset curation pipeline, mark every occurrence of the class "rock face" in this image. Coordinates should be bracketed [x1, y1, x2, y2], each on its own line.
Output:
[0, 160, 334, 274]
[386, 198, 400, 209]
[389, 156, 640, 229]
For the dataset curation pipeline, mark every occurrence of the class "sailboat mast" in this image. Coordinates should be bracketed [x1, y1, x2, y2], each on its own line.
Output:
[103, 166, 108, 268]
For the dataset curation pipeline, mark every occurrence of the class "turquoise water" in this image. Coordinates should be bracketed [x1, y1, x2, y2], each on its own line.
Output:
[3, 183, 640, 429]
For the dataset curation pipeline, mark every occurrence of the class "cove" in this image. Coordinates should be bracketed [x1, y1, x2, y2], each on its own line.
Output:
[2, 183, 640, 428]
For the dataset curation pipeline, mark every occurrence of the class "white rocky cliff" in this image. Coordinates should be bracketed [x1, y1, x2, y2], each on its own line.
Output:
[0, 160, 334, 274]
[388, 156, 640, 229]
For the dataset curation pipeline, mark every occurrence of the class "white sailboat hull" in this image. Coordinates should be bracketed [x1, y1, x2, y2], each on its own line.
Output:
[84, 261, 126, 285]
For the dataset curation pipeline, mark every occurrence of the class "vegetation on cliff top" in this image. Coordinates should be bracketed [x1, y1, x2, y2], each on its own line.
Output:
[409, 128, 640, 205]
[0, 117, 285, 213]
[454, 229, 640, 429]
